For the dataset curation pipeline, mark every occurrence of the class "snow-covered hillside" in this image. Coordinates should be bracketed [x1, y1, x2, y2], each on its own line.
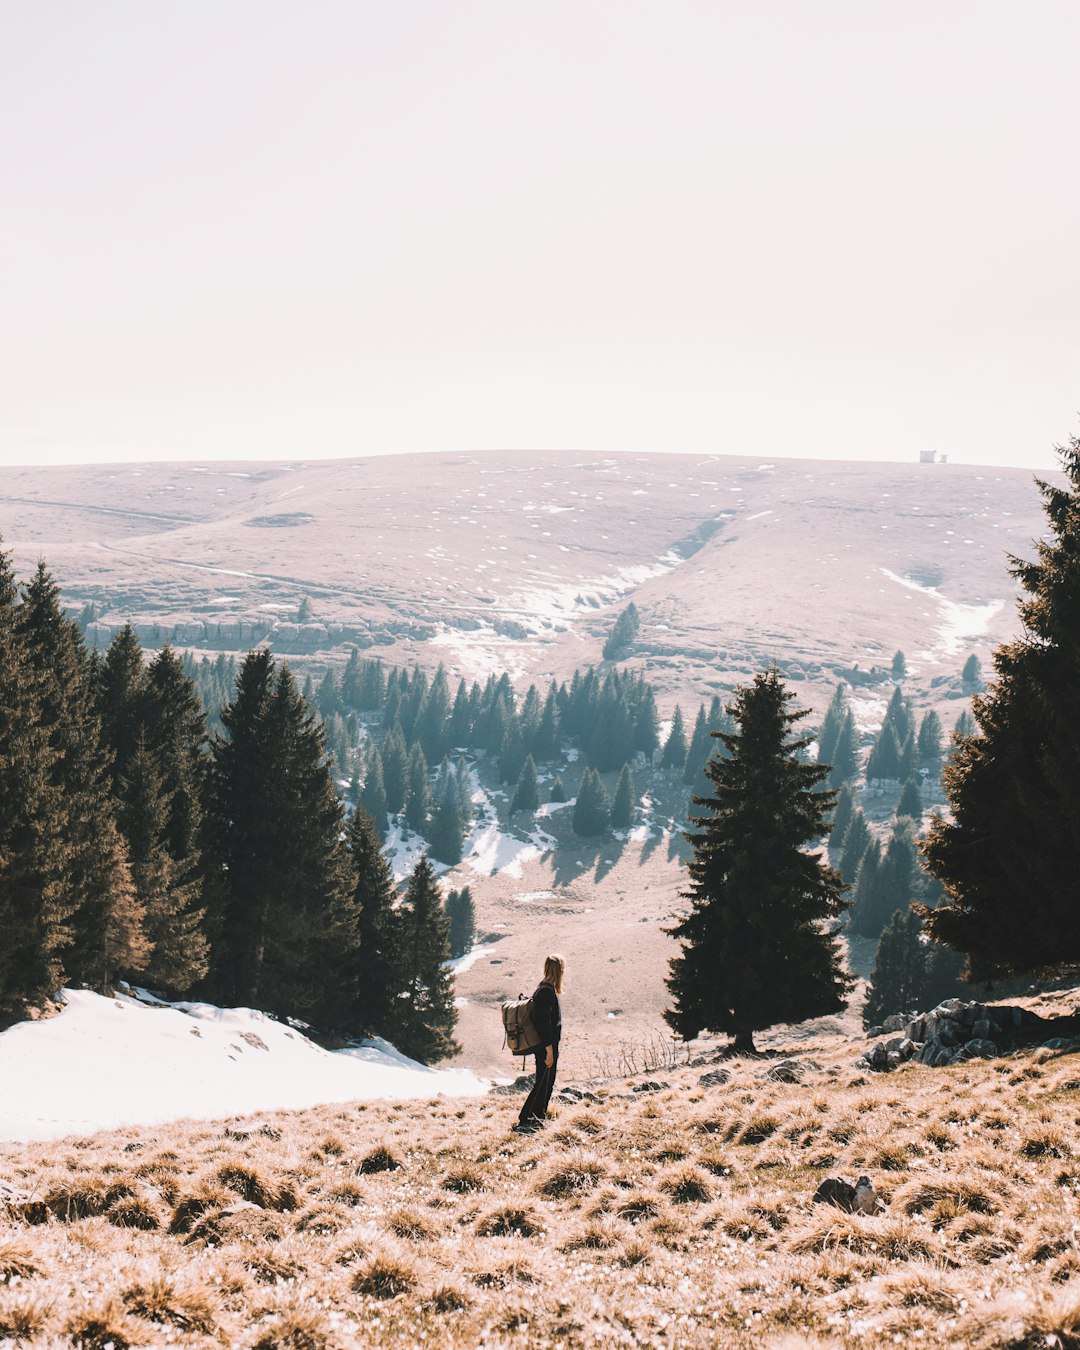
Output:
[0, 988, 488, 1143]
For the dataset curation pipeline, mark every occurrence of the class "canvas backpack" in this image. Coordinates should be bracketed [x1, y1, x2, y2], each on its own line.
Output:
[501, 993, 542, 1060]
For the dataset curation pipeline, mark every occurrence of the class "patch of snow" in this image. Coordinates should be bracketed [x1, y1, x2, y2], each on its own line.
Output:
[881, 569, 1004, 657]
[851, 694, 888, 734]
[535, 800, 572, 817]
[446, 941, 501, 974]
[383, 818, 440, 883]
[515, 890, 555, 902]
[746, 510, 773, 521]
[0, 989, 487, 1143]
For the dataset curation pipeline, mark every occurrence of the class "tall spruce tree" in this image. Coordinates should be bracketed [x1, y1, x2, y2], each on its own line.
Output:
[12, 562, 144, 999]
[817, 683, 849, 766]
[864, 905, 966, 1029]
[0, 548, 75, 1016]
[603, 602, 640, 659]
[925, 435, 1080, 974]
[573, 768, 610, 837]
[208, 652, 356, 1025]
[661, 705, 688, 773]
[610, 763, 635, 830]
[510, 755, 540, 815]
[445, 886, 476, 959]
[828, 782, 856, 860]
[345, 806, 403, 1039]
[826, 711, 859, 787]
[95, 624, 147, 794]
[360, 747, 388, 839]
[665, 670, 851, 1052]
[837, 808, 871, 884]
[396, 856, 459, 1063]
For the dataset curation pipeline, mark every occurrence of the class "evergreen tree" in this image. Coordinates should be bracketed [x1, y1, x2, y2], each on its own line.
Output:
[632, 685, 660, 758]
[610, 763, 635, 830]
[510, 755, 540, 815]
[661, 705, 688, 773]
[534, 688, 561, 761]
[447, 679, 473, 748]
[381, 721, 409, 815]
[454, 756, 474, 827]
[572, 767, 610, 837]
[549, 774, 567, 803]
[896, 776, 923, 823]
[863, 906, 966, 1028]
[848, 837, 883, 938]
[683, 705, 712, 789]
[866, 724, 901, 781]
[826, 711, 859, 787]
[117, 734, 206, 991]
[917, 710, 944, 771]
[360, 748, 388, 838]
[396, 856, 459, 1062]
[817, 683, 849, 766]
[0, 548, 75, 1016]
[415, 664, 451, 761]
[665, 671, 850, 1052]
[828, 782, 856, 860]
[891, 650, 907, 681]
[404, 743, 431, 833]
[961, 652, 982, 692]
[925, 436, 1080, 975]
[428, 791, 465, 865]
[207, 652, 356, 1025]
[445, 886, 476, 959]
[317, 668, 342, 718]
[96, 624, 147, 792]
[837, 808, 871, 885]
[603, 602, 641, 659]
[345, 807, 403, 1039]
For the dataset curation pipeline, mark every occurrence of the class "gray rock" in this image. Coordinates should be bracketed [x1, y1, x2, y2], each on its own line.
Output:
[698, 1068, 732, 1088]
[952, 1038, 998, 1062]
[631, 1080, 670, 1093]
[1039, 1037, 1077, 1052]
[881, 1014, 909, 1034]
[918, 1037, 957, 1067]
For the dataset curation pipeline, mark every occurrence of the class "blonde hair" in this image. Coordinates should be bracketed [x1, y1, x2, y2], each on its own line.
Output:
[543, 953, 565, 994]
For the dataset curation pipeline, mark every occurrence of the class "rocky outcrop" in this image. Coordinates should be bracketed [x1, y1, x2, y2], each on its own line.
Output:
[857, 998, 1080, 1072]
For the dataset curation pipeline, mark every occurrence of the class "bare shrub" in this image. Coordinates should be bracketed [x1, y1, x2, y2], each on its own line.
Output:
[357, 1145, 402, 1175]
[536, 1154, 606, 1199]
[106, 1192, 162, 1230]
[660, 1165, 712, 1205]
[0, 1239, 42, 1282]
[351, 1253, 416, 1299]
[441, 1165, 485, 1194]
[45, 1176, 109, 1222]
[123, 1276, 216, 1333]
[476, 1205, 543, 1238]
[386, 1206, 436, 1241]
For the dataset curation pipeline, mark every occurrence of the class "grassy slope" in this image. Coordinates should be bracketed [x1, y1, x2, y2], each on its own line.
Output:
[2, 990, 1079, 1348]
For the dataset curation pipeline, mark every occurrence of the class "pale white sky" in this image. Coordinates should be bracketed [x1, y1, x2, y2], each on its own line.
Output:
[2, 1, 1078, 471]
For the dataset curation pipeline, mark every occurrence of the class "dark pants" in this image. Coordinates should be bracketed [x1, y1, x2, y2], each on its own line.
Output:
[519, 1048, 558, 1127]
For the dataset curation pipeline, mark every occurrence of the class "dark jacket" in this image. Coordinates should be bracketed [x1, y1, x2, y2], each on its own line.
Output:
[532, 980, 562, 1049]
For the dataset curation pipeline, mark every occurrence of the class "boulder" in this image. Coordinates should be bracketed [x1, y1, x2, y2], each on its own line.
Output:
[813, 1176, 883, 1213]
[631, 1080, 670, 1094]
[698, 1069, 731, 1088]
[952, 1039, 998, 1062]
[917, 1038, 957, 1068]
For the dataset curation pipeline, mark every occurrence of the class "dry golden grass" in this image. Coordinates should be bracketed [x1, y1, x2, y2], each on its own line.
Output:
[3, 999, 1080, 1346]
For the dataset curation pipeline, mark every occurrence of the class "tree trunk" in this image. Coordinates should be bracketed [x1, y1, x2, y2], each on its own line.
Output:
[732, 1029, 757, 1055]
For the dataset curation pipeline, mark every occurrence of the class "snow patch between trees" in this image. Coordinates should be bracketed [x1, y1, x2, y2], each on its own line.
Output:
[0, 988, 488, 1143]
[880, 568, 1004, 658]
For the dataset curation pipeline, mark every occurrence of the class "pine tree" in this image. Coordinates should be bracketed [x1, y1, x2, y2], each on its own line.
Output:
[917, 710, 944, 771]
[0, 548, 74, 1016]
[603, 602, 641, 659]
[633, 685, 660, 758]
[445, 886, 476, 959]
[961, 653, 982, 692]
[848, 837, 883, 938]
[360, 748, 388, 839]
[610, 763, 635, 830]
[828, 783, 856, 860]
[428, 791, 465, 865]
[661, 705, 687, 773]
[864, 905, 966, 1029]
[95, 624, 147, 793]
[826, 711, 859, 787]
[866, 724, 901, 781]
[381, 721, 409, 815]
[665, 670, 851, 1052]
[896, 776, 923, 823]
[837, 809, 871, 885]
[208, 652, 356, 1025]
[396, 856, 459, 1063]
[534, 688, 561, 761]
[817, 683, 849, 766]
[683, 705, 711, 789]
[117, 734, 206, 992]
[573, 768, 610, 837]
[925, 435, 1080, 974]
[345, 807, 403, 1039]
[549, 774, 567, 803]
[404, 743, 431, 833]
[892, 650, 907, 681]
[510, 755, 540, 815]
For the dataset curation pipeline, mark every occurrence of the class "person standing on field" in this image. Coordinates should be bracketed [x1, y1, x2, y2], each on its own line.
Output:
[513, 953, 564, 1134]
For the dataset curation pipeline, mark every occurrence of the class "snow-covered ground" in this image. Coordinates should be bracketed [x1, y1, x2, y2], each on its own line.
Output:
[880, 568, 1005, 659]
[0, 988, 488, 1143]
